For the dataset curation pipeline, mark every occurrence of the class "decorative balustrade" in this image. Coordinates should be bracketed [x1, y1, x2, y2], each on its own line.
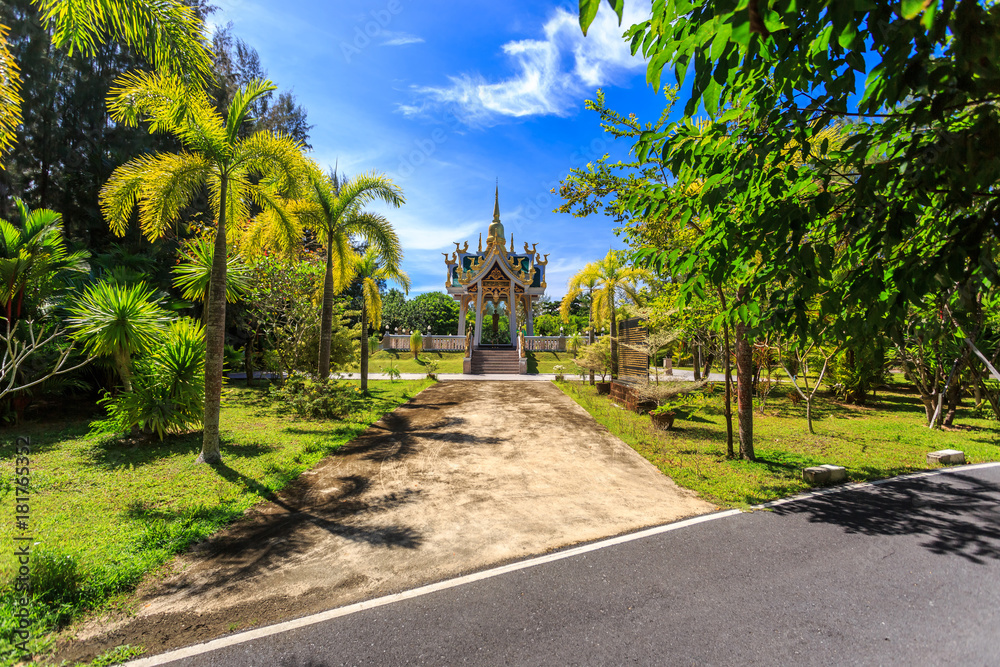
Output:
[381, 334, 604, 353]
[381, 334, 467, 352]
[523, 335, 605, 353]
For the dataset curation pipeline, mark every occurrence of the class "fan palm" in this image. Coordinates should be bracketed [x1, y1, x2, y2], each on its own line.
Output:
[0, 198, 89, 321]
[277, 166, 404, 379]
[564, 251, 647, 380]
[353, 246, 410, 391]
[67, 280, 171, 391]
[99, 73, 304, 463]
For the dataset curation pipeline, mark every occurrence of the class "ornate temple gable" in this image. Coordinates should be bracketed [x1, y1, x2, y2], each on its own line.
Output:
[444, 185, 548, 292]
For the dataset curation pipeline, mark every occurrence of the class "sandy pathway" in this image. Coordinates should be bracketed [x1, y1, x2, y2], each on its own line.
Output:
[60, 381, 715, 662]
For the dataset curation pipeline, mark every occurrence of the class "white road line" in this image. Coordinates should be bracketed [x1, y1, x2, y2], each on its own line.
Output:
[127, 461, 1000, 666]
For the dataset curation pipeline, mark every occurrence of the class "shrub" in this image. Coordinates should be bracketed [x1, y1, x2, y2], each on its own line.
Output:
[92, 318, 205, 439]
[273, 372, 362, 419]
[409, 330, 423, 359]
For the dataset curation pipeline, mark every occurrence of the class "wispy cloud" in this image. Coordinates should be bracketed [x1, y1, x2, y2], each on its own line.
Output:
[400, 6, 648, 126]
[381, 31, 424, 47]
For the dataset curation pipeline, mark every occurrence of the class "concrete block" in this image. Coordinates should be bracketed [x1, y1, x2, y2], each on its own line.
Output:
[803, 467, 830, 484]
[820, 464, 847, 483]
[803, 465, 846, 485]
[927, 449, 965, 465]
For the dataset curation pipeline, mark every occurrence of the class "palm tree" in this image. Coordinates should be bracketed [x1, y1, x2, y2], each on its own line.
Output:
[99, 73, 304, 464]
[67, 280, 171, 391]
[353, 247, 410, 392]
[288, 166, 404, 379]
[0, 198, 89, 321]
[560, 264, 601, 385]
[564, 251, 647, 380]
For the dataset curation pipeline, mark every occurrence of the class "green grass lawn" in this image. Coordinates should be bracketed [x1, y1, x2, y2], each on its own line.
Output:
[558, 381, 1000, 508]
[350, 350, 576, 374]
[0, 379, 431, 664]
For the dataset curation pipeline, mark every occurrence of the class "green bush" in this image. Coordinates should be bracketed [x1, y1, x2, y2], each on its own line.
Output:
[92, 318, 206, 438]
[273, 372, 363, 419]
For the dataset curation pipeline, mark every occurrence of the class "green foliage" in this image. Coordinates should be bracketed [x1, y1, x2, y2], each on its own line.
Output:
[68, 281, 169, 360]
[380, 289, 458, 335]
[92, 318, 206, 438]
[577, 336, 612, 381]
[172, 236, 251, 303]
[409, 330, 423, 356]
[273, 372, 363, 419]
[384, 361, 401, 382]
[0, 198, 89, 317]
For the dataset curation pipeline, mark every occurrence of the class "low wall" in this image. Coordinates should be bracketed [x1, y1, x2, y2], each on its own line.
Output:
[381, 335, 466, 352]
[610, 380, 656, 414]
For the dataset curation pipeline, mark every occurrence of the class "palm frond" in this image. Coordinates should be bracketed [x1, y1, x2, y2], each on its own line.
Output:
[225, 78, 276, 144]
[36, 0, 214, 87]
[0, 25, 22, 169]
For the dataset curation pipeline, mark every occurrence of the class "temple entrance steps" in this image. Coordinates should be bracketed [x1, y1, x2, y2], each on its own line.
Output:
[469, 348, 520, 375]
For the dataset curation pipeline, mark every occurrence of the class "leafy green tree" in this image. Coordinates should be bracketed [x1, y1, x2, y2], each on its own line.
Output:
[0, 23, 20, 168]
[408, 292, 459, 335]
[67, 280, 171, 391]
[353, 247, 410, 391]
[99, 74, 303, 463]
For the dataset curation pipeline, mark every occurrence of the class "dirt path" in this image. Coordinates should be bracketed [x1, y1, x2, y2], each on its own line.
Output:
[60, 382, 715, 663]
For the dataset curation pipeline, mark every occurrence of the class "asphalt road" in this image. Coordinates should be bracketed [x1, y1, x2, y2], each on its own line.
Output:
[140, 464, 1000, 667]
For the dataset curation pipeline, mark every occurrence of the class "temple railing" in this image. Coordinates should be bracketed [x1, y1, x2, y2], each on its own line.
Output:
[381, 334, 467, 352]
[523, 335, 605, 353]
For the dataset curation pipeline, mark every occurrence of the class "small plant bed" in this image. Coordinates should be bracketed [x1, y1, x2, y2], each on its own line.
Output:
[557, 382, 1000, 508]
[0, 380, 431, 663]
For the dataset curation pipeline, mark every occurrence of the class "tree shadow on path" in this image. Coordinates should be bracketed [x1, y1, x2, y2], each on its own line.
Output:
[771, 471, 1000, 564]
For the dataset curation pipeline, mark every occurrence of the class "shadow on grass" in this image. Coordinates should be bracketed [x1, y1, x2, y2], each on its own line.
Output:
[771, 471, 1000, 564]
[86, 434, 280, 471]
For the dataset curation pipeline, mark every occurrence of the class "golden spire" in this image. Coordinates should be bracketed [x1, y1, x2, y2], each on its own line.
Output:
[478, 233, 483, 253]
[493, 181, 500, 223]
[487, 180, 505, 248]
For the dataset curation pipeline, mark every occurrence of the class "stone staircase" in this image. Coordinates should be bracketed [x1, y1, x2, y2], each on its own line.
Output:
[469, 348, 521, 375]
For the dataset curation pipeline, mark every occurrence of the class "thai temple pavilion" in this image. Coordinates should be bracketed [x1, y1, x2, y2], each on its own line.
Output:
[443, 186, 548, 372]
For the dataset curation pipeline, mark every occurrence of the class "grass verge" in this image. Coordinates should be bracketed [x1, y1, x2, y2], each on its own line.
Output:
[557, 381, 1000, 508]
[0, 379, 432, 665]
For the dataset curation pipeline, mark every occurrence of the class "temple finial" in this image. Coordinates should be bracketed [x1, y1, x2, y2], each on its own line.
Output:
[478, 233, 483, 253]
[493, 181, 500, 223]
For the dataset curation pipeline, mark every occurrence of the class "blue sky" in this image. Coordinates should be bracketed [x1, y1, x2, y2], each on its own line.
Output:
[209, 0, 670, 297]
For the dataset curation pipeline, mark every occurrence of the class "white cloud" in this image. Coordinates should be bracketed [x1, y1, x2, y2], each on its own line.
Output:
[401, 6, 649, 126]
[381, 31, 425, 47]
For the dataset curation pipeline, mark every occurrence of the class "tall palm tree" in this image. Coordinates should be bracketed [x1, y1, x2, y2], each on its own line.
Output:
[353, 247, 410, 392]
[99, 73, 304, 464]
[1, 0, 214, 167]
[560, 264, 601, 385]
[289, 166, 405, 379]
[565, 250, 647, 380]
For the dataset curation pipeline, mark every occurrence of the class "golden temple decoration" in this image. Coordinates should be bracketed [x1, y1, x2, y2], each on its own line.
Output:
[535, 253, 549, 266]
[478, 233, 482, 253]
[453, 241, 469, 254]
[523, 242, 538, 255]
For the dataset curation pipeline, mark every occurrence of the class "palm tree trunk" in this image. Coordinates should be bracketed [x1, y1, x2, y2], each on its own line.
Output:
[735, 318, 755, 461]
[199, 175, 228, 464]
[609, 293, 618, 380]
[114, 348, 133, 392]
[318, 228, 335, 378]
[360, 301, 370, 393]
[588, 288, 595, 386]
